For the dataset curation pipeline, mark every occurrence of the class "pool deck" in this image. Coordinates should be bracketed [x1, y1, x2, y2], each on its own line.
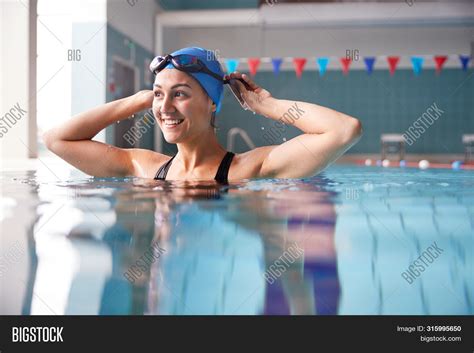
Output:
[1, 153, 473, 173]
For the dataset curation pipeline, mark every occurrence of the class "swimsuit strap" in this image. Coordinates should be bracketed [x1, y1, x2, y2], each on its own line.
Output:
[214, 151, 235, 184]
[154, 152, 235, 183]
[154, 155, 176, 180]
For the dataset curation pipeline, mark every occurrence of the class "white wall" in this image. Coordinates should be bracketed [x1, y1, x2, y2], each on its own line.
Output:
[1, 0, 110, 162]
[36, 0, 108, 152]
[0, 0, 35, 161]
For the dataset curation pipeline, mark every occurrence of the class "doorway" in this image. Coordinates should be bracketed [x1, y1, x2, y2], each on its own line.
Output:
[112, 57, 138, 148]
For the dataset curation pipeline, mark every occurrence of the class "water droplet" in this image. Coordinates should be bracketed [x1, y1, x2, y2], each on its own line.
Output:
[261, 127, 264, 130]
[282, 137, 287, 141]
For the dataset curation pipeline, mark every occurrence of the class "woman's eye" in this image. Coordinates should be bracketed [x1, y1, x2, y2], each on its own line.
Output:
[154, 91, 186, 98]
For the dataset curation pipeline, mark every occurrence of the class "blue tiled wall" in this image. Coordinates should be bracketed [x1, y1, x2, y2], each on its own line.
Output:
[216, 68, 473, 154]
[157, 0, 258, 10]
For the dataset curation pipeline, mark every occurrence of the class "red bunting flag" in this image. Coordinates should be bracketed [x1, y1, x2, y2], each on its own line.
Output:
[293, 58, 307, 78]
[387, 56, 400, 76]
[340, 58, 351, 75]
[434, 56, 448, 74]
[247, 58, 261, 77]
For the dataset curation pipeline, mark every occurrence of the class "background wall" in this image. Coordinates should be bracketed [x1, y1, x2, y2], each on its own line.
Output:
[0, 0, 35, 161]
[215, 68, 473, 154]
[33, 0, 108, 156]
[104, 0, 159, 150]
[157, 0, 258, 11]
[104, 25, 155, 149]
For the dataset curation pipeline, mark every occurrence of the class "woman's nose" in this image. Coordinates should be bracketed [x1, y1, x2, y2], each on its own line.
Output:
[160, 94, 175, 115]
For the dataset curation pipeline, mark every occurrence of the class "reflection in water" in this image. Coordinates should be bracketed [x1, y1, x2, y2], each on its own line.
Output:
[96, 178, 339, 315]
[0, 166, 472, 315]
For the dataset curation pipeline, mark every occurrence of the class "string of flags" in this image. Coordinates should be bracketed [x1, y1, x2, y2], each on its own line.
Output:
[223, 55, 471, 77]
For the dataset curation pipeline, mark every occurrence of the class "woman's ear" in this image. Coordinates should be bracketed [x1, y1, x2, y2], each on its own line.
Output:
[210, 111, 217, 128]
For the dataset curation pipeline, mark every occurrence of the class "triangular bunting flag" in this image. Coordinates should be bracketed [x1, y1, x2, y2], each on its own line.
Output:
[411, 56, 424, 75]
[434, 56, 448, 74]
[247, 58, 260, 77]
[364, 57, 376, 75]
[459, 55, 470, 71]
[271, 58, 283, 75]
[225, 59, 239, 74]
[387, 56, 400, 76]
[293, 58, 307, 78]
[224, 54, 467, 77]
[340, 58, 351, 75]
[317, 57, 329, 76]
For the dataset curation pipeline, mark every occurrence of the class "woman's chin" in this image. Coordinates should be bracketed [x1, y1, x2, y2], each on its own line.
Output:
[163, 132, 183, 144]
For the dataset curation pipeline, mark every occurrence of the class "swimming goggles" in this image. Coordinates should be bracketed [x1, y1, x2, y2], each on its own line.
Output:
[149, 54, 224, 81]
[150, 53, 253, 110]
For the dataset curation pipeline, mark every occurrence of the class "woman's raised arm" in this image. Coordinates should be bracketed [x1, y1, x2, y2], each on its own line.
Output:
[229, 72, 362, 179]
[43, 91, 155, 177]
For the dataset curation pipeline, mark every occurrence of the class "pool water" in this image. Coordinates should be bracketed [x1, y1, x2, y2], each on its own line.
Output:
[0, 165, 472, 315]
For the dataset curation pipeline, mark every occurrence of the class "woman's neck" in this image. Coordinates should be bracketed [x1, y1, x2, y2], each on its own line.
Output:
[175, 129, 226, 171]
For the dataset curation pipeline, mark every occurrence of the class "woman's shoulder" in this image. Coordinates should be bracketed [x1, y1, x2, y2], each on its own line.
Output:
[126, 148, 173, 178]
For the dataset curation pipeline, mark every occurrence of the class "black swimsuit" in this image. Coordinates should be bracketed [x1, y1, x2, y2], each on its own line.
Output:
[154, 152, 235, 184]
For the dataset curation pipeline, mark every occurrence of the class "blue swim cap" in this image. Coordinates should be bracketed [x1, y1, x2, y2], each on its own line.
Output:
[164, 47, 225, 113]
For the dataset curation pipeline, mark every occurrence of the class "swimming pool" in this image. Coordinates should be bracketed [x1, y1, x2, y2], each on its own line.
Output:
[1, 163, 472, 315]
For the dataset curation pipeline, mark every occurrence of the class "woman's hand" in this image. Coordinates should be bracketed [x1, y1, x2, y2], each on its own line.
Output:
[225, 72, 273, 115]
[134, 90, 154, 110]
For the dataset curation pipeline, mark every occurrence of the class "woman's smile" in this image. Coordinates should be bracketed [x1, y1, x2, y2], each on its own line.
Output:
[160, 117, 185, 129]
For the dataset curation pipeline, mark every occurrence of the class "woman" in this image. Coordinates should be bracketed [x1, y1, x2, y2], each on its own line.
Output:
[43, 47, 362, 182]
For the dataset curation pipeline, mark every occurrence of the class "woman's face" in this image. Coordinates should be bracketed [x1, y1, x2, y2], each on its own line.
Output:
[152, 69, 215, 144]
